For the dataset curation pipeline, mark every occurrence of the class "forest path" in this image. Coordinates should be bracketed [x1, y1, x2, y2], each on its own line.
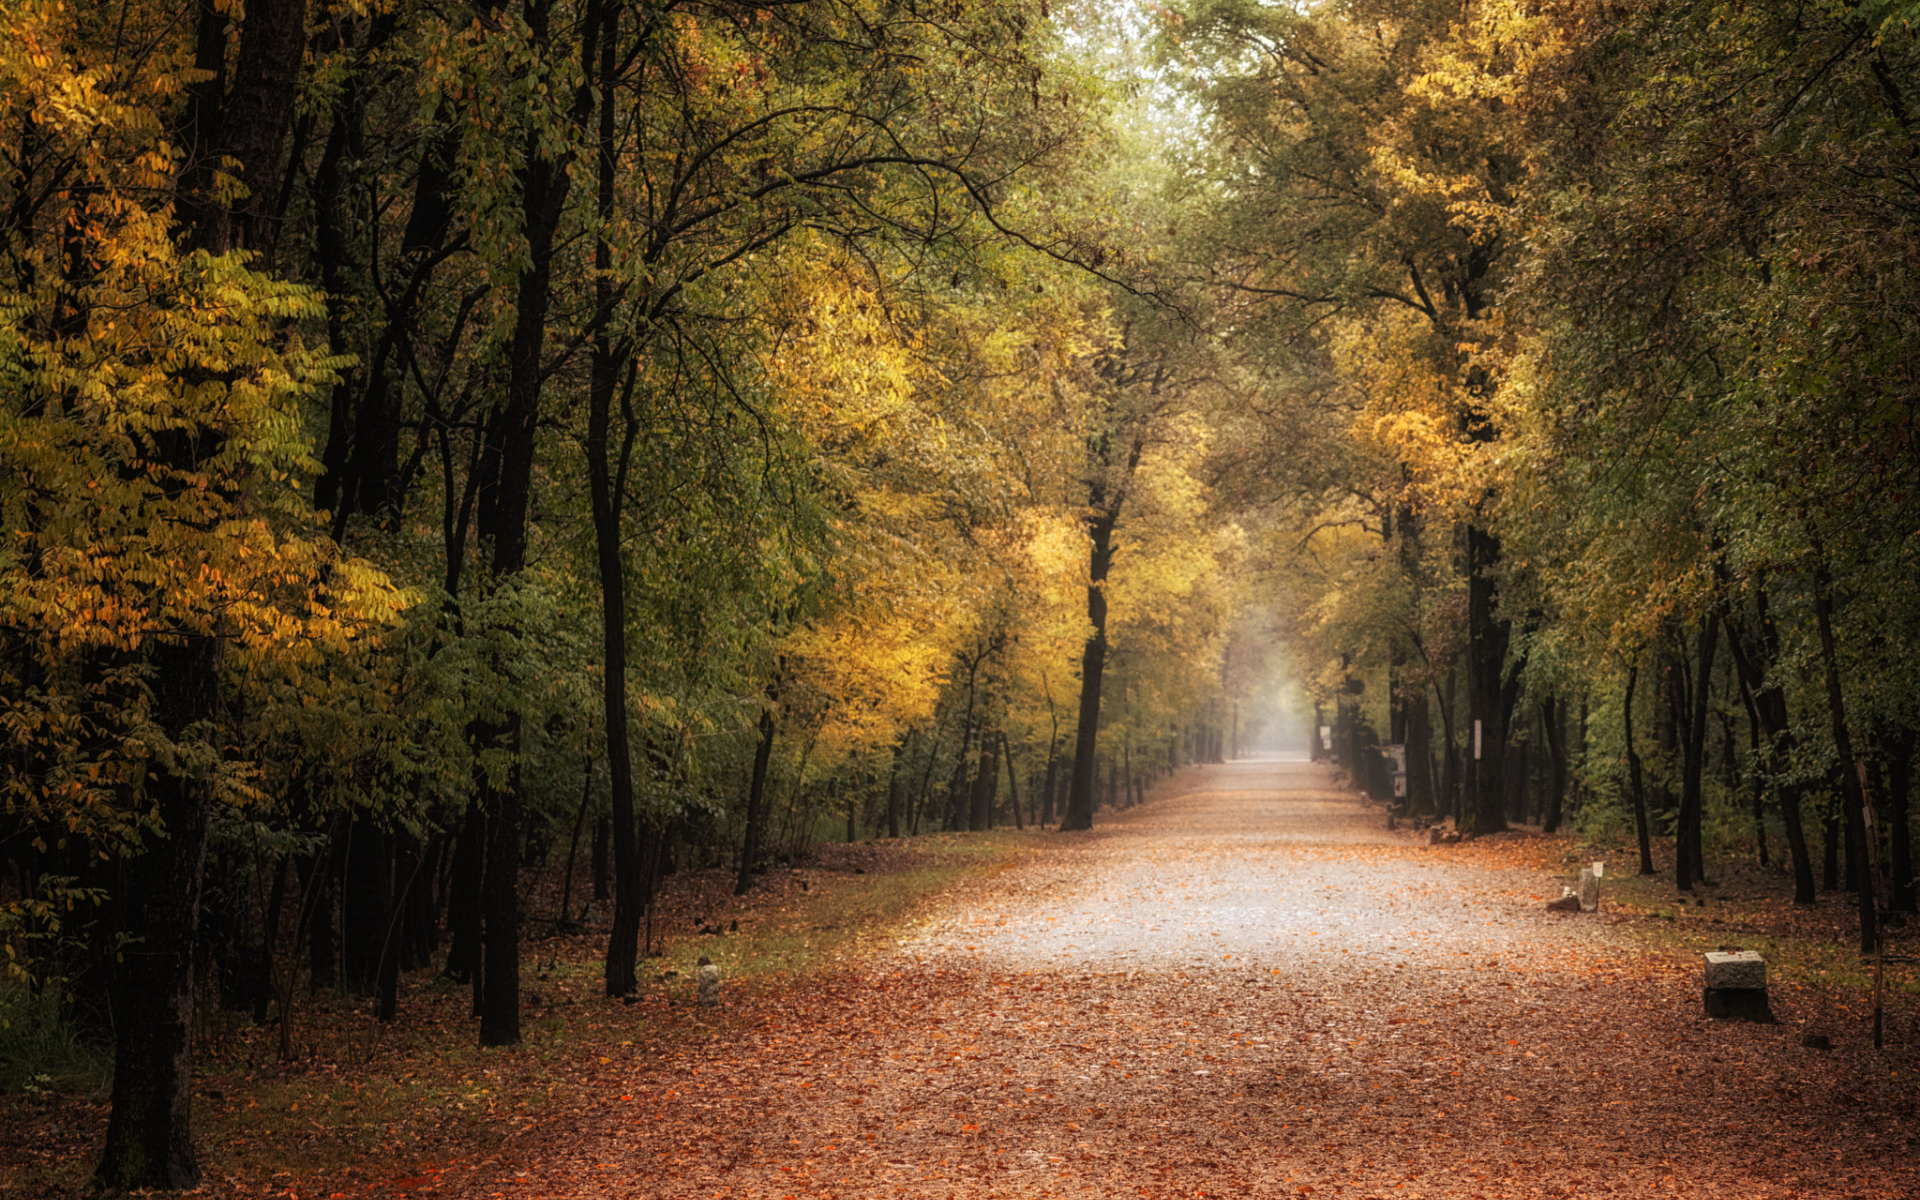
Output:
[516, 757, 1918, 1199]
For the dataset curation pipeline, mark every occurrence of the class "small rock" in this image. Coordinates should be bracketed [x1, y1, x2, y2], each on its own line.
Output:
[697, 956, 721, 1006]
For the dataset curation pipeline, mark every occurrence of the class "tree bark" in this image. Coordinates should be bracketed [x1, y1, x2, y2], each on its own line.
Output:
[1624, 662, 1655, 876]
[1676, 614, 1720, 891]
[969, 739, 998, 832]
[886, 745, 904, 840]
[1465, 524, 1512, 834]
[735, 703, 777, 896]
[1064, 423, 1143, 830]
[1809, 548, 1877, 954]
[1541, 695, 1569, 834]
[95, 639, 218, 1191]
[1887, 727, 1915, 914]
[1002, 733, 1024, 831]
[1722, 580, 1817, 903]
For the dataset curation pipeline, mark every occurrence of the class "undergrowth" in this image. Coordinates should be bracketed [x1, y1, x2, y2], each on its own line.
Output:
[0, 984, 109, 1096]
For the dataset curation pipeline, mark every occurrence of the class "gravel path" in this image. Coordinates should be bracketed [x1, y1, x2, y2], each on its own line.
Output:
[532, 755, 1920, 1199]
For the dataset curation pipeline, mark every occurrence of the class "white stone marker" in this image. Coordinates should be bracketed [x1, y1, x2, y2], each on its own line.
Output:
[1703, 950, 1771, 1021]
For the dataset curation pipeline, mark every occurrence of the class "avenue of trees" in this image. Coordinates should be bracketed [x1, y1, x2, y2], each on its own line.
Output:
[1174, 0, 1920, 951]
[2, 0, 1918, 1189]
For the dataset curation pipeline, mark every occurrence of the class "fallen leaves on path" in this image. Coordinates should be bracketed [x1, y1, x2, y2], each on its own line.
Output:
[9, 760, 1918, 1199]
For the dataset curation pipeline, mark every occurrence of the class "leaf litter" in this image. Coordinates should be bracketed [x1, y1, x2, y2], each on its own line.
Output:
[10, 758, 1919, 1198]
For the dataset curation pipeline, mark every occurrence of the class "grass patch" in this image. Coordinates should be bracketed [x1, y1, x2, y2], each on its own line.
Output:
[0, 985, 109, 1096]
[643, 829, 1042, 991]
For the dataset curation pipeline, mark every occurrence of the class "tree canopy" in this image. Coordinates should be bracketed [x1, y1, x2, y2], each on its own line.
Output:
[3, 0, 1918, 1187]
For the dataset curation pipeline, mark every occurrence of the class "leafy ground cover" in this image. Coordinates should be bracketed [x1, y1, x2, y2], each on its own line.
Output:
[6, 760, 1918, 1198]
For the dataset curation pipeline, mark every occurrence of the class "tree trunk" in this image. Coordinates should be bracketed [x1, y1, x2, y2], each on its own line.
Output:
[95, 637, 219, 1191]
[477, 732, 523, 1046]
[1737, 675, 1770, 868]
[1542, 695, 1568, 835]
[1003, 733, 1024, 831]
[1465, 524, 1512, 834]
[1722, 579, 1816, 903]
[97, 0, 303, 1179]
[1677, 613, 1720, 891]
[1624, 662, 1655, 876]
[445, 805, 484, 982]
[342, 817, 391, 993]
[1041, 746, 1060, 827]
[1063, 506, 1118, 832]
[558, 757, 593, 929]
[735, 704, 777, 896]
[591, 816, 610, 903]
[886, 747, 903, 840]
[1405, 687, 1435, 817]
[970, 739, 998, 832]
[1809, 549, 1877, 954]
[1434, 668, 1458, 820]
[1887, 727, 1915, 914]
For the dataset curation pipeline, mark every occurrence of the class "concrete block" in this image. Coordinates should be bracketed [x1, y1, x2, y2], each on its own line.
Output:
[1704, 950, 1766, 990]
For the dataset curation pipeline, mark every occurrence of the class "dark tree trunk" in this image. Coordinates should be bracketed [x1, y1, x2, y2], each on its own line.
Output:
[735, 705, 777, 896]
[1542, 695, 1569, 834]
[97, 0, 304, 1176]
[302, 842, 337, 992]
[1809, 550, 1877, 954]
[95, 638, 219, 1191]
[1823, 799, 1843, 893]
[1405, 688, 1435, 817]
[1887, 728, 1915, 914]
[1722, 580, 1816, 902]
[1465, 524, 1513, 834]
[1041, 746, 1060, 827]
[592, 817, 610, 902]
[342, 816, 392, 993]
[911, 714, 944, 837]
[1003, 733, 1024, 831]
[558, 758, 593, 929]
[445, 805, 485, 982]
[256, 854, 290, 1025]
[1064, 439, 1134, 831]
[1655, 639, 1681, 827]
[1677, 613, 1719, 891]
[477, 731, 523, 1046]
[377, 832, 425, 1024]
[577, 0, 644, 1000]
[1434, 668, 1458, 821]
[1624, 663, 1655, 876]
[969, 740, 998, 832]
[886, 742, 904, 839]
[1737, 675, 1770, 868]
[463, 0, 606, 1043]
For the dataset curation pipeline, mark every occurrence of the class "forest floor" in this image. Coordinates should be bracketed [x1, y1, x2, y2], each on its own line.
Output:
[8, 756, 1920, 1198]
